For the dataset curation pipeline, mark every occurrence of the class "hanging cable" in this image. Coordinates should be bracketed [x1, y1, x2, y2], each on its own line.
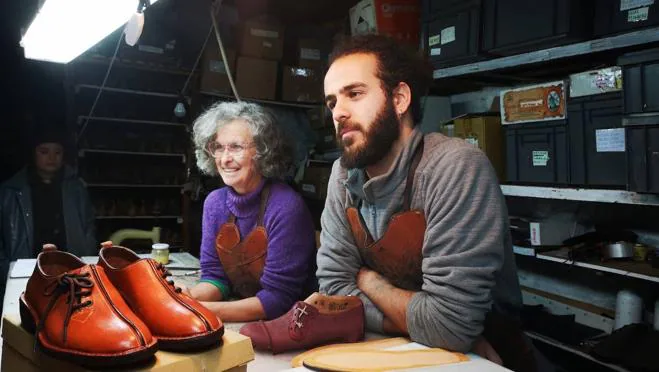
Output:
[210, 0, 240, 101]
[180, 25, 213, 97]
[78, 31, 123, 140]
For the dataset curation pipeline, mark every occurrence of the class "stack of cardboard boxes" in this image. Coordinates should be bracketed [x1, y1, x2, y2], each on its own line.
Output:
[199, 15, 326, 103]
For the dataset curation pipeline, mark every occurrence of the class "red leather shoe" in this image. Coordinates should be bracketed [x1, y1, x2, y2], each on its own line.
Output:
[20, 248, 157, 368]
[98, 244, 224, 351]
[239, 292, 364, 354]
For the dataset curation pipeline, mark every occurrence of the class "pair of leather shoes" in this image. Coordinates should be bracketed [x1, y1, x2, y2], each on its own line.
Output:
[20, 243, 223, 368]
[239, 292, 364, 354]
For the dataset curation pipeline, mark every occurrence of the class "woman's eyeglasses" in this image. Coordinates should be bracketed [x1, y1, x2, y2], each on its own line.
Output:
[205, 142, 253, 158]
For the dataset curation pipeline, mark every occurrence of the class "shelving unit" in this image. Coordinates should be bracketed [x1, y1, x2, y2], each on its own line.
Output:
[501, 185, 659, 206]
[424, 11, 659, 369]
[69, 55, 192, 253]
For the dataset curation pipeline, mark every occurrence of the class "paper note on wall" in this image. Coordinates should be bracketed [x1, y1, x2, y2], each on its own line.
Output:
[596, 128, 626, 152]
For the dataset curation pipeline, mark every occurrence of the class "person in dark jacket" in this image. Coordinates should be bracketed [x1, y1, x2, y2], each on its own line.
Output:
[0, 130, 97, 310]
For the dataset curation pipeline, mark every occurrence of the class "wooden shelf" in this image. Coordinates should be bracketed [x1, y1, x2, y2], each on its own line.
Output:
[433, 27, 659, 80]
[75, 84, 182, 98]
[78, 149, 186, 162]
[201, 91, 323, 109]
[96, 215, 182, 222]
[525, 331, 630, 372]
[501, 185, 659, 206]
[77, 116, 187, 128]
[514, 246, 659, 284]
[85, 183, 184, 189]
[76, 55, 195, 76]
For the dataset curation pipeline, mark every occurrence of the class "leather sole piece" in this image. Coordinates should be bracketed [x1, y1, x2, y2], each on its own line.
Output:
[302, 348, 470, 372]
[157, 326, 225, 352]
[19, 295, 158, 369]
[291, 337, 410, 367]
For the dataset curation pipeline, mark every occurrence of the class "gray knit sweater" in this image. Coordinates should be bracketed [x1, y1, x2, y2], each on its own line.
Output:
[316, 129, 522, 352]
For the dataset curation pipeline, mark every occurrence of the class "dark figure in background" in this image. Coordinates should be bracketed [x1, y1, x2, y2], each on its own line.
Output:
[0, 130, 97, 310]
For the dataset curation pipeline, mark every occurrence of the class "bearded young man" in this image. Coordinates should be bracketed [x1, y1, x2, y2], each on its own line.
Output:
[317, 35, 543, 372]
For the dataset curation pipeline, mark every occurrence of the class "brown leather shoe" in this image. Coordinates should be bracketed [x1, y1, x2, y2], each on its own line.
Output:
[239, 292, 364, 354]
[20, 249, 158, 368]
[98, 244, 224, 351]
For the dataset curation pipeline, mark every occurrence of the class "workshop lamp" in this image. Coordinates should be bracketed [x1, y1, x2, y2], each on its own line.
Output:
[20, 0, 159, 63]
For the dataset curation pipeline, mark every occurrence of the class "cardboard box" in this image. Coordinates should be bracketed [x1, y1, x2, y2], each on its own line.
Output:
[281, 66, 323, 103]
[0, 314, 253, 372]
[240, 15, 284, 60]
[500, 81, 567, 125]
[349, 0, 420, 46]
[301, 164, 332, 200]
[315, 126, 338, 152]
[440, 123, 454, 137]
[453, 113, 505, 181]
[569, 67, 622, 98]
[200, 44, 236, 94]
[298, 39, 326, 68]
[236, 57, 278, 100]
[307, 106, 331, 129]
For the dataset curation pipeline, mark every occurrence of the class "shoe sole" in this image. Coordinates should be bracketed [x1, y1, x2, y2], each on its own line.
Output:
[157, 325, 225, 352]
[20, 294, 159, 368]
[302, 348, 470, 371]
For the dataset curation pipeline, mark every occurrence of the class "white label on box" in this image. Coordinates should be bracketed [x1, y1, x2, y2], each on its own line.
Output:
[263, 41, 273, 48]
[301, 48, 321, 60]
[620, 0, 653, 11]
[628, 6, 650, 21]
[596, 128, 626, 152]
[428, 34, 441, 47]
[441, 26, 456, 45]
[465, 137, 479, 147]
[530, 222, 541, 246]
[350, 0, 377, 35]
[251, 28, 279, 38]
[209, 60, 226, 74]
[532, 151, 549, 166]
[138, 45, 164, 54]
[520, 99, 544, 108]
[431, 48, 441, 56]
[302, 184, 316, 194]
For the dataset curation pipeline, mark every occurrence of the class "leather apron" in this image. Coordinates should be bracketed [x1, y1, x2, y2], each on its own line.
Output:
[345, 141, 426, 291]
[215, 183, 270, 298]
[345, 141, 537, 372]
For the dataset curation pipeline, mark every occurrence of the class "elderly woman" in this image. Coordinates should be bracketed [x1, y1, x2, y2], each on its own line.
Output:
[187, 101, 317, 322]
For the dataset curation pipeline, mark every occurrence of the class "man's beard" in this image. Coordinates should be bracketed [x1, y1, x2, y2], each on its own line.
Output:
[338, 99, 400, 169]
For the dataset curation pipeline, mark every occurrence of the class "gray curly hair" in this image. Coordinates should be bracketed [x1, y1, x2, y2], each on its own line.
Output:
[192, 101, 292, 179]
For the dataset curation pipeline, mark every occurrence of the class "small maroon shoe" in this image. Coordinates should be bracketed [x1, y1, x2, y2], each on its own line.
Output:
[239, 292, 364, 354]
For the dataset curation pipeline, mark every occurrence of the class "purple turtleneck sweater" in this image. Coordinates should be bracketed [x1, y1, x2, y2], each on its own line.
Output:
[199, 180, 317, 319]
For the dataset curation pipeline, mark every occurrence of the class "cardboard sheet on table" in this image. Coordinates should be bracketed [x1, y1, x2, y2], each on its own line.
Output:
[10, 253, 199, 278]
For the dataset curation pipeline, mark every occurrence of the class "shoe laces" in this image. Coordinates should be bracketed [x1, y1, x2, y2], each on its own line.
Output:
[291, 304, 309, 331]
[156, 263, 182, 294]
[37, 272, 93, 347]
